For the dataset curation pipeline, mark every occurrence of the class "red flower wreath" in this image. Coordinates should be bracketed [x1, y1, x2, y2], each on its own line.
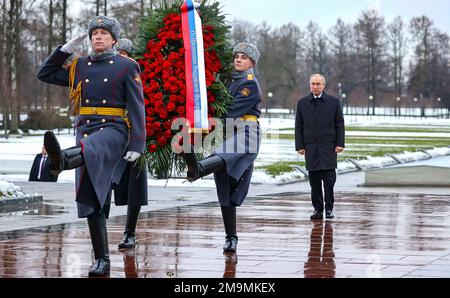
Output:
[135, 1, 233, 178]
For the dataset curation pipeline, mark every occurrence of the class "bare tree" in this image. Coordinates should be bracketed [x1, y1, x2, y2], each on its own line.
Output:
[61, 0, 66, 43]
[305, 21, 330, 76]
[354, 10, 386, 115]
[328, 18, 357, 104]
[408, 16, 437, 116]
[0, 0, 7, 133]
[254, 22, 272, 111]
[46, 0, 54, 111]
[387, 16, 407, 99]
[231, 19, 257, 44]
[430, 31, 450, 110]
[110, 1, 143, 39]
[271, 23, 304, 109]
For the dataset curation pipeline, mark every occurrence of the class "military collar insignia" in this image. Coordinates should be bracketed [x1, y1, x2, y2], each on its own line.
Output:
[232, 68, 255, 80]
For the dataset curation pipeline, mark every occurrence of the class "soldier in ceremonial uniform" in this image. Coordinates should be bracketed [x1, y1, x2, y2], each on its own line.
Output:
[37, 16, 146, 277]
[115, 38, 134, 57]
[183, 42, 262, 253]
[112, 37, 148, 250]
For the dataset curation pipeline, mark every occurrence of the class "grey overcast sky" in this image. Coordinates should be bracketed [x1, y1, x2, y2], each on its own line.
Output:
[219, 0, 449, 33]
[72, 0, 450, 33]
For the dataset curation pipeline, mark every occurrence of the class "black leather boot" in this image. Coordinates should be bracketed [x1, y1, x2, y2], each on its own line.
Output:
[221, 206, 238, 252]
[183, 152, 225, 182]
[44, 131, 84, 176]
[118, 205, 141, 249]
[87, 210, 110, 277]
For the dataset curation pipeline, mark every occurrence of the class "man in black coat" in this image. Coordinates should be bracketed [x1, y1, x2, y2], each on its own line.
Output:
[295, 74, 345, 220]
[29, 146, 58, 182]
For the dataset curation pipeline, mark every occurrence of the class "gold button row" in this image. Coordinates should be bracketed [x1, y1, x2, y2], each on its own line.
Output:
[87, 60, 114, 65]
[84, 99, 108, 104]
[84, 78, 109, 83]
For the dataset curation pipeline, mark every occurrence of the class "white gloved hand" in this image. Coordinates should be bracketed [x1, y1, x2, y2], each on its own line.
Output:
[193, 1, 200, 9]
[61, 33, 88, 54]
[124, 151, 141, 162]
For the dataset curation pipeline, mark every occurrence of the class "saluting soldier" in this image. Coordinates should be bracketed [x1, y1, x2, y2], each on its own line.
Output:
[37, 16, 146, 277]
[112, 37, 148, 250]
[183, 42, 262, 253]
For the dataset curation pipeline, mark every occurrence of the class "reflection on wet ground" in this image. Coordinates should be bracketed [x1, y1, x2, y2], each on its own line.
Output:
[223, 252, 238, 278]
[0, 203, 67, 217]
[1, 192, 450, 278]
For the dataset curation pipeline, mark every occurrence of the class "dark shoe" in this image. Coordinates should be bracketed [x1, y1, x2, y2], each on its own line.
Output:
[44, 131, 84, 175]
[223, 235, 238, 252]
[88, 257, 110, 277]
[118, 232, 136, 249]
[118, 204, 141, 249]
[326, 210, 334, 219]
[310, 210, 323, 220]
[44, 131, 62, 175]
[182, 146, 225, 182]
[182, 146, 201, 181]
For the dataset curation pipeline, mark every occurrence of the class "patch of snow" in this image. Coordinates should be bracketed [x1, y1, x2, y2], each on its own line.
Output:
[349, 156, 398, 169]
[337, 161, 358, 172]
[426, 147, 450, 157]
[392, 151, 430, 163]
[252, 169, 306, 185]
[0, 180, 27, 199]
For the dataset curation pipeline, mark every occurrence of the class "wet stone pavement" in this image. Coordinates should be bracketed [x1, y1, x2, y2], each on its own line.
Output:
[1, 191, 450, 278]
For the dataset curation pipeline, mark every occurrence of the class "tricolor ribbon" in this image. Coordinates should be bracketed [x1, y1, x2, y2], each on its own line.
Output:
[181, 0, 209, 133]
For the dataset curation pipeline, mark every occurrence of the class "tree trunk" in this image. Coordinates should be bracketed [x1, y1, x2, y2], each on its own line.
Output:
[62, 0, 67, 43]
[0, 0, 7, 135]
[47, 0, 54, 111]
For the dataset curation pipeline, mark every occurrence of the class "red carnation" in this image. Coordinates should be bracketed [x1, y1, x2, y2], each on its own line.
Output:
[159, 110, 169, 119]
[149, 144, 157, 153]
[167, 102, 176, 112]
[163, 130, 172, 139]
[157, 137, 168, 147]
[163, 121, 172, 130]
[176, 106, 186, 115]
[153, 121, 161, 130]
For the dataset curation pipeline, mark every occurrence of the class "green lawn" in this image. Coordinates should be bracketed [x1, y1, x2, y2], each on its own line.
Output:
[260, 126, 450, 176]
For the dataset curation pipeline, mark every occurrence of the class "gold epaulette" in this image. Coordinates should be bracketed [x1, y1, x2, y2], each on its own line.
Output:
[247, 73, 254, 80]
[69, 58, 81, 116]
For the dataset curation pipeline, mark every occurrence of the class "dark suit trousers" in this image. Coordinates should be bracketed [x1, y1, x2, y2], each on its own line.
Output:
[308, 170, 336, 212]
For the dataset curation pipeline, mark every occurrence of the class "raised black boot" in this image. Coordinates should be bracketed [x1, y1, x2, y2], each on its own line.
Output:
[44, 131, 84, 176]
[183, 151, 225, 182]
[118, 205, 141, 249]
[221, 206, 238, 252]
[87, 210, 110, 277]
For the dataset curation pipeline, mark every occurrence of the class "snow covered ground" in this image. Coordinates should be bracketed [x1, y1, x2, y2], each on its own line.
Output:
[1, 116, 450, 186]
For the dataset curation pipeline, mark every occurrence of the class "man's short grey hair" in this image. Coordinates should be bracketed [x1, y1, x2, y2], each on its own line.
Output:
[309, 74, 326, 85]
